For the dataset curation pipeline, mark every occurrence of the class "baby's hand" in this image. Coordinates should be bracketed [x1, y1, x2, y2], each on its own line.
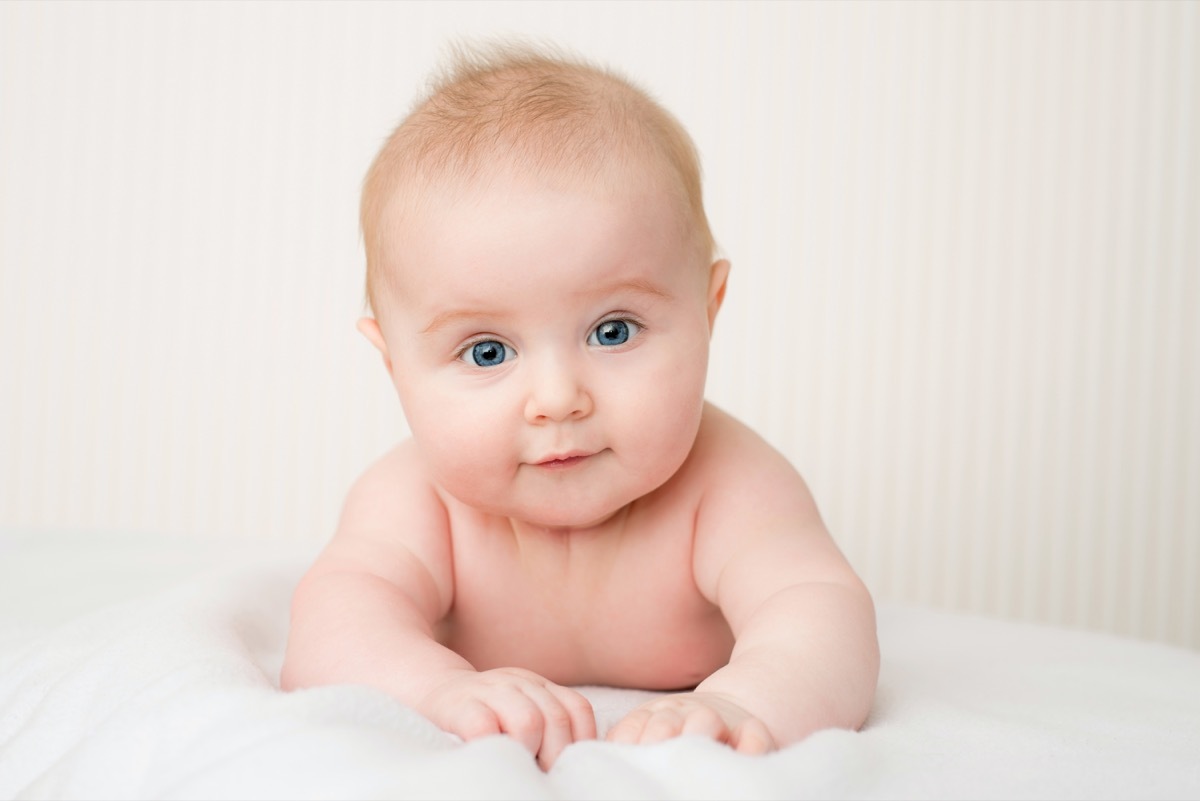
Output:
[606, 691, 776, 754]
[421, 667, 596, 769]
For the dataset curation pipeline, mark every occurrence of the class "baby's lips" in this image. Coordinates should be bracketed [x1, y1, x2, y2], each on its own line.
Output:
[533, 450, 595, 467]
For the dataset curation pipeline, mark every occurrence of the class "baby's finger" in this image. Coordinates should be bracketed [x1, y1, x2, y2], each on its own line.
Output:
[730, 718, 776, 755]
[443, 697, 502, 742]
[486, 686, 546, 758]
[605, 707, 652, 744]
[544, 684, 597, 743]
[636, 707, 685, 745]
[516, 683, 577, 769]
[680, 704, 731, 744]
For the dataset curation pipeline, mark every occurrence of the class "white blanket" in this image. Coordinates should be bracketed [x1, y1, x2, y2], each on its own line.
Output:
[1, 553, 1198, 800]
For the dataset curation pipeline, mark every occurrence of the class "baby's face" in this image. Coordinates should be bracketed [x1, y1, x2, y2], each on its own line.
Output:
[371, 168, 724, 530]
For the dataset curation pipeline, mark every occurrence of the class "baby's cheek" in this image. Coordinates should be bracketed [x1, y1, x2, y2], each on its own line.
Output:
[648, 373, 705, 438]
[421, 422, 498, 471]
[417, 416, 513, 495]
[408, 387, 492, 444]
[625, 398, 703, 490]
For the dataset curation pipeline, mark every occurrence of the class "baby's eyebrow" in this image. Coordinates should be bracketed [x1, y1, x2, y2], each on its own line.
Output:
[419, 279, 670, 336]
[592, 277, 672, 302]
[420, 309, 502, 337]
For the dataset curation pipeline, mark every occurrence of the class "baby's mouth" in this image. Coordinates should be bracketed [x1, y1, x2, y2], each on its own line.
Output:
[534, 451, 594, 469]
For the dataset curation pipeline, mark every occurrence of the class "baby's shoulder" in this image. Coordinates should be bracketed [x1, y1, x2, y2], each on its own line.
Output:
[681, 402, 820, 529]
[686, 402, 802, 486]
[685, 405, 828, 597]
[347, 436, 418, 486]
[340, 438, 446, 527]
[316, 439, 453, 614]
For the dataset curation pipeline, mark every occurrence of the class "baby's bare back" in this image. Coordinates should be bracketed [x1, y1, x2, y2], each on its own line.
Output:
[435, 483, 734, 691]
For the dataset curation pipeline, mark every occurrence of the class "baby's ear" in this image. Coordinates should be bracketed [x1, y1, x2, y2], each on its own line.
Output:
[356, 317, 394, 372]
[706, 259, 731, 331]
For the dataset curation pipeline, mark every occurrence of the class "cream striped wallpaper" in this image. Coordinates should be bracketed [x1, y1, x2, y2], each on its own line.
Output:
[1, 1, 1196, 649]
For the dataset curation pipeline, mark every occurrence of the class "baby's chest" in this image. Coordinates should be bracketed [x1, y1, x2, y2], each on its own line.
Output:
[440, 538, 734, 688]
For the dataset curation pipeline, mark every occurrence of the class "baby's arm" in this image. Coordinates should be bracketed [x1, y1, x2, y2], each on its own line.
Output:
[608, 413, 879, 752]
[280, 444, 595, 769]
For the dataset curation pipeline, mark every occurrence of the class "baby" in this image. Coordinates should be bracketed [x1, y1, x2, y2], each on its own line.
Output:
[281, 42, 879, 770]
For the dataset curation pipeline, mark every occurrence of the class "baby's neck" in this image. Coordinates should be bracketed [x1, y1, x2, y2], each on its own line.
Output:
[503, 504, 633, 580]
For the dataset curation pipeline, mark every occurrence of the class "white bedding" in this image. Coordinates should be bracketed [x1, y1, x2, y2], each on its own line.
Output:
[1, 534, 1198, 800]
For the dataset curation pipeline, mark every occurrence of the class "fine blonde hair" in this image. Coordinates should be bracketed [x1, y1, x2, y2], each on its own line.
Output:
[359, 40, 716, 315]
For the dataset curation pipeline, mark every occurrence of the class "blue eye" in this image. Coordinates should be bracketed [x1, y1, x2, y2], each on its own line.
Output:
[588, 319, 639, 347]
[464, 340, 514, 367]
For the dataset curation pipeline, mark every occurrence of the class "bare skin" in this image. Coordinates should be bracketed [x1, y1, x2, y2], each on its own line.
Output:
[280, 166, 879, 770]
[283, 407, 877, 768]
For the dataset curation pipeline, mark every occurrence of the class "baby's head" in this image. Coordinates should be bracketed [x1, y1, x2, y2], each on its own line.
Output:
[358, 42, 730, 530]
[361, 41, 717, 317]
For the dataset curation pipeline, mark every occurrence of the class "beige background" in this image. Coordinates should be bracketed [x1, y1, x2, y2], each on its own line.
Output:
[1, 1, 1196, 649]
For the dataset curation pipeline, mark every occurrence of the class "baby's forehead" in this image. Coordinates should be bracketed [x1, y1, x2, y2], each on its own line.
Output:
[376, 165, 700, 304]
[374, 148, 650, 254]
[397, 158, 687, 244]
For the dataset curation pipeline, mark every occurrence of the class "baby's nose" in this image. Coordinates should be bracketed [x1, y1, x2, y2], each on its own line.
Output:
[523, 360, 593, 424]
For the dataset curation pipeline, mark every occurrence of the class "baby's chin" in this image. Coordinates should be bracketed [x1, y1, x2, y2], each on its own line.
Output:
[459, 490, 635, 534]
[514, 505, 626, 533]
[435, 460, 676, 533]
